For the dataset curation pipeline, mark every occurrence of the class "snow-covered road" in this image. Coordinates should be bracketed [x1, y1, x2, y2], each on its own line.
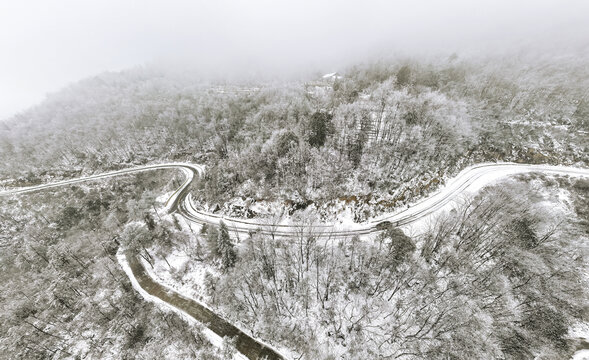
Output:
[2, 162, 588, 238]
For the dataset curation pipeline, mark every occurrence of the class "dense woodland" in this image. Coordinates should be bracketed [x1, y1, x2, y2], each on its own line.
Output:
[145, 175, 589, 359]
[0, 172, 231, 359]
[1, 54, 587, 220]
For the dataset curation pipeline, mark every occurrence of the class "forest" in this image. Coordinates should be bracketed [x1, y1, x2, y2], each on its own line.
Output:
[136, 173, 589, 359]
[1, 52, 588, 359]
[0, 171, 236, 359]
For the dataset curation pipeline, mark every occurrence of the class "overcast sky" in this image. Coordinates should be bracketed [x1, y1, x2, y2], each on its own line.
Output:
[1, 0, 588, 120]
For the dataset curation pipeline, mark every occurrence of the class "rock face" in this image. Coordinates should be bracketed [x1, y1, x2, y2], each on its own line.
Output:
[220, 197, 259, 218]
[284, 199, 314, 216]
[210, 203, 221, 213]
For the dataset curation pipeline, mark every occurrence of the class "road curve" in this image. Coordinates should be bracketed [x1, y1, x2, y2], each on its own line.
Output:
[2, 162, 588, 238]
[2, 161, 587, 360]
[179, 163, 589, 237]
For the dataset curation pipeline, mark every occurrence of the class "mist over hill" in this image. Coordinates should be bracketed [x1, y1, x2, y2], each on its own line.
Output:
[2, 0, 589, 119]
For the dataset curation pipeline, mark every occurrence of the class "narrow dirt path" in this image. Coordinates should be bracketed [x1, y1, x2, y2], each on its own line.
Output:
[126, 253, 284, 360]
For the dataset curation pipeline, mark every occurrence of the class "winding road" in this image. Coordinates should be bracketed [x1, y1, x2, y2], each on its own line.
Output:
[2, 161, 588, 360]
[2, 162, 588, 237]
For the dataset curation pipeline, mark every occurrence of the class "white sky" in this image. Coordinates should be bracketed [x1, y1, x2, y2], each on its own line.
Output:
[1, 0, 588, 120]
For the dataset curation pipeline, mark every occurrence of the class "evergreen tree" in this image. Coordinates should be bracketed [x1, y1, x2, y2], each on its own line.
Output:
[217, 221, 236, 270]
[306, 111, 332, 147]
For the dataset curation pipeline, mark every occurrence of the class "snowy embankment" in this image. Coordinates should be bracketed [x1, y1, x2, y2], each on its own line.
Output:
[372, 162, 589, 235]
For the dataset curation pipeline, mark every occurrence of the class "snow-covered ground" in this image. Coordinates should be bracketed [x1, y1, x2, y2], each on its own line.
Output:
[573, 349, 589, 360]
[570, 324, 589, 360]
[145, 247, 218, 306]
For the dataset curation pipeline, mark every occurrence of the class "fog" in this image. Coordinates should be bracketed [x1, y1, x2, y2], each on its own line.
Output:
[1, 0, 588, 120]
